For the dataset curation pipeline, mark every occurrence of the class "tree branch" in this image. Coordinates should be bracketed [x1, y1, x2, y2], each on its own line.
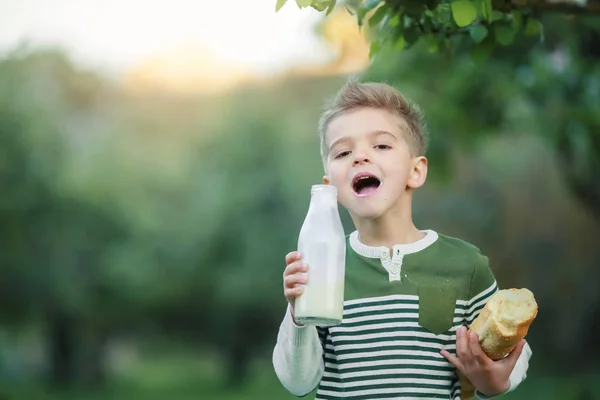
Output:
[503, 0, 600, 15]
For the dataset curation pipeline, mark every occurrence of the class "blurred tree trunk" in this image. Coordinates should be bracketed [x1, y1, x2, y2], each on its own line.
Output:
[225, 343, 249, 388]
[80, 329, 109, 388]
[48, 311, 77, 388]
[47, 313, 110, 389]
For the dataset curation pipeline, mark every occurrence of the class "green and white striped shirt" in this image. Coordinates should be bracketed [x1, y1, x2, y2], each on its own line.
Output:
[273, 230, 532, 400]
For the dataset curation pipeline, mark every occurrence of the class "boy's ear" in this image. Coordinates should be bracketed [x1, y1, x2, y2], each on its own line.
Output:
[407, 156, 428, 189]
[323, 175, 330, 184]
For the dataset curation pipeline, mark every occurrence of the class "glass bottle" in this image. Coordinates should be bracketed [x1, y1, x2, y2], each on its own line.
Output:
[294, 184, 346, 327]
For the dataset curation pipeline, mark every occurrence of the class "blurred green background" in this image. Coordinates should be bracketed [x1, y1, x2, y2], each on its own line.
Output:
[1, 1, 599, 399]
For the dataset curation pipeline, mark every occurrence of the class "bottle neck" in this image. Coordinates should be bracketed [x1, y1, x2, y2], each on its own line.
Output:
[309, 185, 338, 209]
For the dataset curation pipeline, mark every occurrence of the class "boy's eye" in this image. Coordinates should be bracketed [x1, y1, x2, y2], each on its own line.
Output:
[334, 151, 351, 159]
[375, 144, 391, 150]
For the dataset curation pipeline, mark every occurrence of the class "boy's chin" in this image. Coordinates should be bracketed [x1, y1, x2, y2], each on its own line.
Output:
[347, 206, 387, 221]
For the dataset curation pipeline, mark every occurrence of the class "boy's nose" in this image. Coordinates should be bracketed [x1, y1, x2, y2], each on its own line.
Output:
[352, 154, 371, 166]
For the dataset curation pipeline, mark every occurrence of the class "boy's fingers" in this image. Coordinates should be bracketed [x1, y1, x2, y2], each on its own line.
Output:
[456, 326, 469, 360]
[503, 339, 526, 368]
[285, 286, 303, 298]
[284, 272, 307, 288]
[283, 261, 308, 279]
[468, 332, 489, 365]
[441, 349, 464, 373]
[285, 251, 302, 265]
[455, 327, 462, 357]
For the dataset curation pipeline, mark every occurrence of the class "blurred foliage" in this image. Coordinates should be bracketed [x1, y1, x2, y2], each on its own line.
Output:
[0, 7, 599, 400]
[0, 44, 347, 392]
[278, 0, 599, 56]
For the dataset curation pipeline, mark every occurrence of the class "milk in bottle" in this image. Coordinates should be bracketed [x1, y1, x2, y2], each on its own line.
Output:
[294, 184, 346, 327]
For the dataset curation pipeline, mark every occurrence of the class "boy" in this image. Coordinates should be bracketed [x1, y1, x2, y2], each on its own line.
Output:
[272, 80, 532, 399]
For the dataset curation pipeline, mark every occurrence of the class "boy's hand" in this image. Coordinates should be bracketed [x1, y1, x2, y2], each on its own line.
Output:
[283, 251, 308, 325]
[440, 326, 526, 398]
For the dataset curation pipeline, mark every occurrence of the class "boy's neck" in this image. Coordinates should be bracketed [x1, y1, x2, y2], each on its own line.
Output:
[351, 200, 424, 250]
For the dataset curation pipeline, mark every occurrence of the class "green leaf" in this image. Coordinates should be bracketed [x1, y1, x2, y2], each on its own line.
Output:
[362, 0, 383, 10]
[469, 24, 488, 43]
[369, 4, 388, 27]
[511, 10, 523, 30]
[423, 34, 439, 53]
[296, 0, 312, 7]
[481, 0, 492, 23]
[394, 36, 406, 50]
[525, 18, 542, 37]
[356, 1, 381, 27]
[326, 0, 337, 15]
[357, 7, 369, 26]
[491, 10, 504, 21]
[310, 0, 328, 12]
[435, 2, 452, 25]
[494, 24, 516, 46]
[369, 41, 380, 59]
[451, 0, 478, 28]
[403, 25, 420, 46]
[276, 0, 288, 11]
[470, 35, 494, 64]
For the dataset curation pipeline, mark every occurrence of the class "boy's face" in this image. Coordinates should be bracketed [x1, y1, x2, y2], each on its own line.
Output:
[323, 107, 427, 220]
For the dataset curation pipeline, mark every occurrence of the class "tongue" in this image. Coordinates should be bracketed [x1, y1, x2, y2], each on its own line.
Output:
[357, 184, 379, 196]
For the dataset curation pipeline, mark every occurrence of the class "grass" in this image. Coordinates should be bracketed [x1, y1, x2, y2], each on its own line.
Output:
[1, 349, 598, 400]
[0, 348, 299, 400]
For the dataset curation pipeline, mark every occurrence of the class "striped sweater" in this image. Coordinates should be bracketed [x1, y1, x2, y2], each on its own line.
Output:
[273, 230, 532, 400]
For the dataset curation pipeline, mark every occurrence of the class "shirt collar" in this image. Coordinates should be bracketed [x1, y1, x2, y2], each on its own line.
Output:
[349, 229, 439, 259]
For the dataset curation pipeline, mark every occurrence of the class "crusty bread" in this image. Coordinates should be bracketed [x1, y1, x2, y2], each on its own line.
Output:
[470, 288, 538, 359]
[460, 288, 538, 399]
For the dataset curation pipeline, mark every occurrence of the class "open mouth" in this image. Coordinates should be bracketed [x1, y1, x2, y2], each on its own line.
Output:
[352, 173, 382, 196]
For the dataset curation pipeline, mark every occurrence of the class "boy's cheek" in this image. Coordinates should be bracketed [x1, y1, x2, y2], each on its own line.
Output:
[336, 194, 352, 210]
[328, 177, 347, 191]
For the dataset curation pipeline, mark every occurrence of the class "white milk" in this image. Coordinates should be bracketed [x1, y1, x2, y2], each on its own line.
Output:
[294, 281, 345, 326]
[294, 184, 346, 327]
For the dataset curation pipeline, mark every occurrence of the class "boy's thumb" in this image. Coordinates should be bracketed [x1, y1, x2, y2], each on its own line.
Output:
[505, 339, 526, 366]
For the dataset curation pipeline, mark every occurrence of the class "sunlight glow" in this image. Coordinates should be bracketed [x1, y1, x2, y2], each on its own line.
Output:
[0, 0, 333, 81]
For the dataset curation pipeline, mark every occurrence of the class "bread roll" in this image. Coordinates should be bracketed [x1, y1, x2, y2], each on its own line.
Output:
[460, 288, 538, 399]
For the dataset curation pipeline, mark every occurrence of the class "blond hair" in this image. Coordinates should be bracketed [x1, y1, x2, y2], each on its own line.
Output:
[318, 80, 428, 163]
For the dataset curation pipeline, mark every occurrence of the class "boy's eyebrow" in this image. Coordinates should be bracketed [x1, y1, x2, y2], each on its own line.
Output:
[329, 136, 350, 151]
[372, 130, 398, 141]
[329, 130, 397, 151]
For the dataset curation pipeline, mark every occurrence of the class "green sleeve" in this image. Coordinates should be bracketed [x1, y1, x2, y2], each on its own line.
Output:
[466, 251, 498, 326]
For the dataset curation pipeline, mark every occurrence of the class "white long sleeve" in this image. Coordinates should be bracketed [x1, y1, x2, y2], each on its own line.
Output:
[272, 305, 325, 397]
[475, 341, 533, 399]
